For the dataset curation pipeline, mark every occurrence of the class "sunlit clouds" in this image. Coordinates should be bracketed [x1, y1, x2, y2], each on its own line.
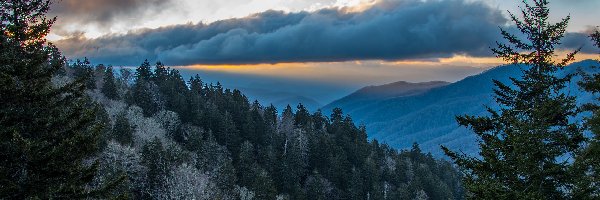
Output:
[179, 57, 492, 85]
[47, 0, 599, 87]
[54, 0, 509, 66]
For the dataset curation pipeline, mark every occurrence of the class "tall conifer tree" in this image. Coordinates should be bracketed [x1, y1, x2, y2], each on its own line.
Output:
[111, 112, 134, 146]
[574, 30, 600, 199]
[101, 65, 119, 100]
[0, 0, 116, 198]
[131, 60, 159, 116]
[442, 1, 584, 199]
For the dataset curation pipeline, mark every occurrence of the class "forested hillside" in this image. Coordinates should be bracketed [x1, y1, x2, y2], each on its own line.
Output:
[62, 59, 465, 199]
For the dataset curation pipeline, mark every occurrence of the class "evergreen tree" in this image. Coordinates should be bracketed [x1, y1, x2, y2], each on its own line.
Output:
[112, 111, 135, 146]
[71, 58, 96, 90]
[135, 59, 152, 82]
[264, 104, 278, 127]
[295, 103, 311, 128]
[237, 140, 257, 187]
[140, 138, 173, 199]
[95, 104, 113, 149]
[152, 61, 168, 85]
[252, 168, 277, 199]
[442, 1, 584, 199]
[305, 172, 334, 200]
[102, 65, 120, 100]
[197, 133, 237, 192]
[247, 102, 267, 146]
[130, 60, 159, 116]
[189, 74, 203, 94]
[0, 0, 116, 198]
[574, 30, 600, 199]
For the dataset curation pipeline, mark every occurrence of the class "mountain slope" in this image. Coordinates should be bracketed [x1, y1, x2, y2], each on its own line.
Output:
[324, 60, 599, 157]
[323, 81, 449, 114]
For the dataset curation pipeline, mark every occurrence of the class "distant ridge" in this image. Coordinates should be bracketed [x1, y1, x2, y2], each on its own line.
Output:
[324, 60, 600, 157]
[323, 81, 449, 114]
[353, 81, 450, 99]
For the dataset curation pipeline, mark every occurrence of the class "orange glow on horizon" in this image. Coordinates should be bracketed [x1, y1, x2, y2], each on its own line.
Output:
[176, 53, 598, 81]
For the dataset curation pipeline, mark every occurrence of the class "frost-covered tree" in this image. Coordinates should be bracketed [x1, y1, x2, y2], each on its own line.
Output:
[154, 110, 182, 138]
[140, 138, 172, 199]
[95, 141, 144, 198]
[126, 106, 167, 145]
[197, 132, 237, 196]
[165, 164, 212, 200]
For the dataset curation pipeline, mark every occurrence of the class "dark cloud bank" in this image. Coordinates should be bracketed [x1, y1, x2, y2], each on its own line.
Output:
[54, 0, 595, 66]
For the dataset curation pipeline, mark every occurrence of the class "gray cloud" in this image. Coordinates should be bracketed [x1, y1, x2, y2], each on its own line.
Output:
[54, 0, 594, 66]
[49, 0, 171, 36]
[562, 32, 600, 53]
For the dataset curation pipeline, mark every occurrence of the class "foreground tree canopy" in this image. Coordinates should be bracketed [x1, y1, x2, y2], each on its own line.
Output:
[443, 0, 600, 199]
[0, 0, 118, 198]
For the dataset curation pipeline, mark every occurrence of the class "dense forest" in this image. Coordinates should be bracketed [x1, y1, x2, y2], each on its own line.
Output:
[66, 58, 464, 199]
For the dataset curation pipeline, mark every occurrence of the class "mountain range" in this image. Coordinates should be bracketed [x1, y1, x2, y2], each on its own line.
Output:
[323, 60, 599, 157]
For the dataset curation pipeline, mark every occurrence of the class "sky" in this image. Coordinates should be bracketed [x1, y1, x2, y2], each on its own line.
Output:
[47, 0, 600, 106]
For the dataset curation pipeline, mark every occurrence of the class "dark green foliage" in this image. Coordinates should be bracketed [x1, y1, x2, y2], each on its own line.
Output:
[237, 140, 258, 187]
[140, 138, 169, 199]
[442, 1, 584, 199]
[102, 65, 120, 100]
[95, 104, 113, 149]
[152, 61, 168, 84]
[0, 0, 115, 198]
[295, 103, 311, 128]
[135, 59, 152, 82]
[33, 21, 465, 198]
[70, 58, 97, 90]
[305, 172, 334, 200]
[574, 30, 600, 199]
[140, 137, 186, 199]
[112, 112, 135, 146]
[129, 60, 160, 116]
[196, 133, 237, 191]
[107, 56, 464, 198]
[252, 168, 277, 199]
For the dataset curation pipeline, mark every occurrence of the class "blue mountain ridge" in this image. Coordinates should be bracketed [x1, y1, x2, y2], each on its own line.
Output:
[323, 60, 600, 158]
